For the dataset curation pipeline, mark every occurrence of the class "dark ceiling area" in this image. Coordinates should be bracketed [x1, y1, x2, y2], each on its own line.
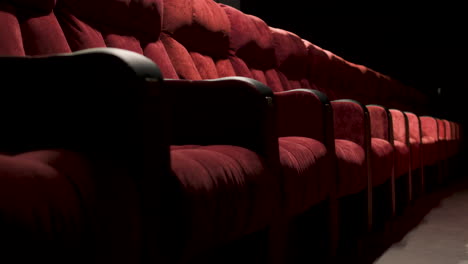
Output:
[241, 2, 467, 120]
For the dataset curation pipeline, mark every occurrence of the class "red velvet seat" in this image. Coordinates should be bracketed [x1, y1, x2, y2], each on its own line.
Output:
[278, 137, 328, 216]
[437, 119, 449, 161]
[0, 3, 170, 259]
[393, 140, 410, 178]
[437, 119, 450, 182]
[158, 1, 284, 262]
[390, 110, 410, 179]
[171, 145, 274, 249]
[420, 116, 439, 167]
[221, 4, 334, 218]
[368, 106, 394, 188]
[420, 116, 441, 192]
[447, 121, 456, 158]
[301, 41, 371, 201]
[406, 112, 423, 172]
[367, 105, 395, 224]
[334, 139, 367, 196]
[0, 46, 169, 263]
[0, 150, 94, 263]
[390, 109, 412, 211]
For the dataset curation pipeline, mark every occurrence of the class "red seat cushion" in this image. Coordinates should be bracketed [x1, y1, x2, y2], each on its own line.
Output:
[394, 140, 410, 178]
[278, 137, 329, 218]
[170, 145, 276, 253]
[371, 138, 394, 186]
[335, 139, 367, 197]
[0, 150, 96, 262]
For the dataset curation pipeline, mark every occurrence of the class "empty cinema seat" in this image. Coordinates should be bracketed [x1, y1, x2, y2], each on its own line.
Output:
[162, 1, 336, 262]
[0, 44, 168, 264]
[226, 11, 337, 261]
[437, 118, 450, 182]
[390, 109, 412, 212]
[420, 116, 441, 192]
[405, 111, 424, 199]
[367, 105, 395, 226]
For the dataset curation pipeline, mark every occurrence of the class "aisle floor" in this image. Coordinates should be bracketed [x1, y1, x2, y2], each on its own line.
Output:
[375, 175, 468, 264]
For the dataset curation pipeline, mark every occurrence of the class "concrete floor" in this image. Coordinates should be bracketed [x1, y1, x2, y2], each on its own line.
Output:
[375, 176, 468, 264]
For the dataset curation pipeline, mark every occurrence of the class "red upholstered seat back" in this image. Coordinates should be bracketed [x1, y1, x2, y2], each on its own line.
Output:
[302, 40, 350, 101]
[368, 105, 389, 140]
[222, 5, 286, 91]
[437, 119, 446, 140]
[340, 62, 369, 104]
[420, 116, 438, 139]
[406, 112, 421, 144]
[0, 0, 179, 79]
[270, 27, 311, 90]
[59, 0, 178, 79]
[0, 0, 70, 56]
[390, 109, 407, 143]
[443, 120, 452, 140]
[162, 0, 235, 80]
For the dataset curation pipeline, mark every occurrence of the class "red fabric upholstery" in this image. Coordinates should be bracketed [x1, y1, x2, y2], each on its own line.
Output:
[367, 106, 394, 186]
[57, 0, 179, 78]
[324, 54, 348, 100]
[343, 63, 371, 104]
[421, 116, 438, 139]
[335, 139, 367, 197]
[223, 4, 337, 222]
[162, 0, 234, 80]
[160, 33, 202, 79]
[170, 145, 276, 251]
[303, 40, 342, 100]
[368, 105, 389, 140]
[446, 120, 456, 157]
[61, 0, 163, 42]
[270, 27, 310, 89]
[371, 138, 394, 186]
[437, 119, 446, 140]
[0, 2, 25, 56]
[394, 140, 410, 178]
[409, 138, 422, 170]
[421, 136, 438, 166]
[222, 5, 283, 91]
[302, 40, 334, 97]
[275, 90, 324, 142]
[279, 137, 330, 217]
[390, 109, 406, 143]
[420, 116, 439, 166]
[223, 6, 273, 68]
[227, 56, 253, 78]
[436, 119, 448, 161]
[331, 101, 368, 196]
[406, 112, 422, 169]
[444, 120, 452, 140]
[164, 0, 230, 55]
[21, 12, 71, 55]
[331, 101, 366, 147]
[0, 150, 97, 262]
[2, 0, 460, 263]
[390, 109, 410, 177]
